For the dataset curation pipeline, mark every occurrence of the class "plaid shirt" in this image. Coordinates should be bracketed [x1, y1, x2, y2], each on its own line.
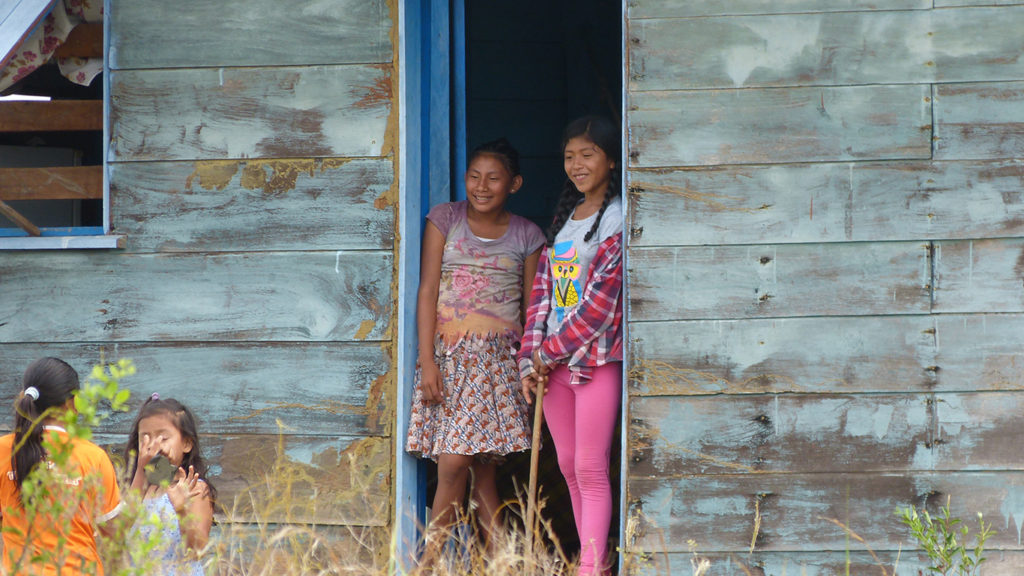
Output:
[518, 232, 623, 386]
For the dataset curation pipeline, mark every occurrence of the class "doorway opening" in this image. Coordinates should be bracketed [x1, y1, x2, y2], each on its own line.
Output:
[396, 0, 624, 568]
[462, 0, 623, 564]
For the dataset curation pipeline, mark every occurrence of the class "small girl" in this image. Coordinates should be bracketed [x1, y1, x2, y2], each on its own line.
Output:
[124, 395, 216, 576]
[0, 357, 123, 576]
[519, 116, 623, 576]
[406, 137, 545, 551]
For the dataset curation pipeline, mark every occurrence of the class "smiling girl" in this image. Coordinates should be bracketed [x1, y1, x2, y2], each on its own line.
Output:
[519, 116, 623, 576]
[406, 137, 545, 557]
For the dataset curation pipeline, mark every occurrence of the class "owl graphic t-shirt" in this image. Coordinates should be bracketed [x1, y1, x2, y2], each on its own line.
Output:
[546, 196, 622, 335]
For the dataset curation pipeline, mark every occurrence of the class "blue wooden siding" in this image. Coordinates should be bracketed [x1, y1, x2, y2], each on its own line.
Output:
[625, 2, 1024, 574]
[0, 0, 398, 554]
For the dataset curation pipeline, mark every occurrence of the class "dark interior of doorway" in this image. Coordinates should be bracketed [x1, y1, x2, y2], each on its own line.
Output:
[425, 0, 623, 568]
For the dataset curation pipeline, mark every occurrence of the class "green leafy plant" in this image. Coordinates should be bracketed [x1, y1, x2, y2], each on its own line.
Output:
[897, 496, 994, 576]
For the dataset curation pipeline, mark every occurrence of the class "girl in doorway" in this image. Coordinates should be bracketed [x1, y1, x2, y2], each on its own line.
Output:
[520, 115, 623, 576]
[0, 357, 123, 576]
[125, 395, 216, 576]
[406, 137, 545, 554]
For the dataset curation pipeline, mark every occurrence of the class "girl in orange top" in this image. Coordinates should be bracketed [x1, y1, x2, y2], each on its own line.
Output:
[0, 357, 123, 576]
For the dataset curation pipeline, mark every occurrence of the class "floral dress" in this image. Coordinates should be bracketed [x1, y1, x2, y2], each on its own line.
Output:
[406, 201, 545, 461]
[133, 493, 204, 576]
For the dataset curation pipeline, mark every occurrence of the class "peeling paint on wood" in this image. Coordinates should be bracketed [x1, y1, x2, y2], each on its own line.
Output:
[629, 85, 931, 167]
[630, 7, 1024, 90]
[628, 472, 1024, 552]
[629, 242, 931, 321]
[626, 551, 1024, 576]
[110, 65, 391, 162]
[931, 314, 1024, 392]
[935, 82, 1024, 161]
[110, 0, 392, 69]
[933, 238, 1024, 312]
[0, 343, 390, 436]
[213, 435, 390, 526]
[933, 392, 1024, 470]
[628, 0, 930, 19]
[629, 315, 1024, 398]
[629, 160, 1024, 246]
[0, 251, 392, 342]
[109, 158, 394, 252]
[631, 394, 932, 477]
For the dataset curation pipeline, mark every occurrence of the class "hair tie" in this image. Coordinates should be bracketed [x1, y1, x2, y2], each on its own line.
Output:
[23, 387, 39, 401]
[150, 392, 160, 401]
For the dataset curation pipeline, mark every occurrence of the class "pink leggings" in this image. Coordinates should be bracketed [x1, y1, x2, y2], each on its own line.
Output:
[542, 362, 622, 576]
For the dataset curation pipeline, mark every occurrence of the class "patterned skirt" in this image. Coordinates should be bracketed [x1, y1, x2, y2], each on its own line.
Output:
[406, 332, 532, 461]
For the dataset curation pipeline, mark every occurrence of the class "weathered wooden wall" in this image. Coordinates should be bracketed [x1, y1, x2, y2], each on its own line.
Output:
[0, 0, 397, 561]
[625, 2, 1024, 574]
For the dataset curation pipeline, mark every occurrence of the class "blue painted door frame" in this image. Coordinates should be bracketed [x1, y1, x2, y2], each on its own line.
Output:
[395, 0, 465, 566]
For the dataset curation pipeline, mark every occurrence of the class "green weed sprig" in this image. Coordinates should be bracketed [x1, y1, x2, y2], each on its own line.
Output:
[897, 496, 993, 576]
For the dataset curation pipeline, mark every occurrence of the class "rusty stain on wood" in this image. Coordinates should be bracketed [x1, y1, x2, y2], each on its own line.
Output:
[354, 320, 376, 341]
[186, 158, 352, 196]
[630, 180, 756, 212]
[629, 358, 796, 396]
[217, 435, 390, 526]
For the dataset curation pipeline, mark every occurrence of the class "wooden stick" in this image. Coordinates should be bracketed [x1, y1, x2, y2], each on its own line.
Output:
[0, 199, 41, 236]
[524, 375, 546, 552]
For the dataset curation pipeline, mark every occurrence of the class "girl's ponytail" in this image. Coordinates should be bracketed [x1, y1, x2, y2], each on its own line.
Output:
[12, 357, 80, 502]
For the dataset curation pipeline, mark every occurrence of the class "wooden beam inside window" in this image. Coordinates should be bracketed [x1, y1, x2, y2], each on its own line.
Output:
[0, 100, 102, 132]
[0, 165, 102, 200]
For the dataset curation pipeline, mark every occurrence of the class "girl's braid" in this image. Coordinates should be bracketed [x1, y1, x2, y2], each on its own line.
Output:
[545, 180, 583, 245]
[583, 168, 618, 242]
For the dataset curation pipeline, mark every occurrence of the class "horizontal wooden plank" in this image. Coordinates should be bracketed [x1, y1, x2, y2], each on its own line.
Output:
[628, 0, 929, 19]
[93, 433, 390, 526]
[628, 242, 931, 321]
[628, 85, 931, 167]
[628, 160, 1024, 246]
[935, 0, 1024, 6]
[0, 166, 103, 200]
[109, 158, 394, 252]
[933, 392, 1024, 471]
[110, 0, 392, 69]
[630, 394, 932, 478]
[629, 7, 1024, 90]
[0, 343, 391, 436]
[931, 314, 1024, 393]
[627, 551, 1024, 576]
[629, 315, 1024, 397]
[628, 471, 1024, 552]
[935, 82, 1024, 161]
[933, 238, 1024, 313]
[110, 65, 391, 162]
[0, 251, 392, 342]
[208, 523, 388, 573]
[0, 100, 102, 132]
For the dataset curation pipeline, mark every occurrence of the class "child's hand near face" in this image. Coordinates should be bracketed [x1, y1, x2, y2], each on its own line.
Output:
[166, 466, 205, 514]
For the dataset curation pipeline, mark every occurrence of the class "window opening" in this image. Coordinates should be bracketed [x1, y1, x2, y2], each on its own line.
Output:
[0, 0, 117, 248]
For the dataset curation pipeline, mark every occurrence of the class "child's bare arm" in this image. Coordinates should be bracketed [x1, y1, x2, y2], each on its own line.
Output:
[169, 466, 213, 552]
[417, 221, 446, 404]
